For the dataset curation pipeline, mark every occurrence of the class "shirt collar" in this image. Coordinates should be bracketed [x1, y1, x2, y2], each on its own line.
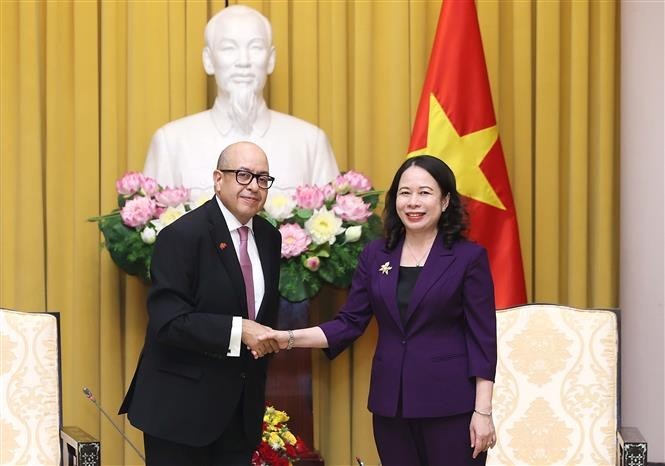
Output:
[210, 97, 270, 137]
[215, 195, 254, 233]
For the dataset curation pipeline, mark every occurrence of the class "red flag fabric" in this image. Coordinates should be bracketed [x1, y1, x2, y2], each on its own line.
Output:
[408, 0, 527, 308]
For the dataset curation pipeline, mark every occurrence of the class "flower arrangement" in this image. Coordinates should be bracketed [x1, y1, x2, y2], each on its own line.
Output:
[252, 404, 310, 466]
[91, 170, 382, 300]
[89, 172, 206, 281]
[261, 171, 382, 301]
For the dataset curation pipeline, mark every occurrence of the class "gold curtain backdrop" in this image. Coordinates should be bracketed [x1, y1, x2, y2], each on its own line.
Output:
[0, 1, 618, 465]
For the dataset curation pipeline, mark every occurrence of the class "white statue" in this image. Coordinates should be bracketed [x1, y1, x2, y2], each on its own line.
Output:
[143, 5, 340, 199]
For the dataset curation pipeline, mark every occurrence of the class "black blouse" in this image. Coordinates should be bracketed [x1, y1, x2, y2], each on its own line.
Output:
[397, 266, 422, 324]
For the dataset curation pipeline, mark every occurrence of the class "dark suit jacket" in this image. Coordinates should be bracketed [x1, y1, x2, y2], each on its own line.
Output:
[119, 198, 281, 447]
[320, 233, 496, 419]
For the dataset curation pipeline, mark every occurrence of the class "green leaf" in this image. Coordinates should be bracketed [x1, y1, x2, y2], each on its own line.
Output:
[308, 243, 331, 258]
[279, 259, 321, 301]
[319, 240, 366, 288]
[365, 214, 383, 238]
[295, 208, 313, 219]
[88, 210, 121, 223]
[359, 190, 382, 210]
[98, 216, 152, 283]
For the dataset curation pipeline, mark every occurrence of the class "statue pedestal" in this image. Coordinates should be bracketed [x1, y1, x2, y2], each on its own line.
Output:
[266, 299, 323, 464]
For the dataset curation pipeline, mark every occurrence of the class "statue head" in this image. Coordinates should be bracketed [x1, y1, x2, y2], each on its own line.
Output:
[203, 6, 276, 134]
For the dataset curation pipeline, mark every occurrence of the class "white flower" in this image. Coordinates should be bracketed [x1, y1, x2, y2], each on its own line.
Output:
[151, 204, 187, 232]
[304, 206, 344, 245]
[140, 226, 157, 244]
[264, 193, 297, 221]
[344, 225, 362, 243]
[379, 262, 392, 275]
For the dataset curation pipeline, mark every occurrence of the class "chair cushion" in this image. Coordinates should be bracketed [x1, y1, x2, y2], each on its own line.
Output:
[487, 304, 618, 466]
[1, 309, 61, 465]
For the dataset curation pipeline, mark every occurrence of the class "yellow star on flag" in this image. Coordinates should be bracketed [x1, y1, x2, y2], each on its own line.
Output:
[408, 94, 505, 210]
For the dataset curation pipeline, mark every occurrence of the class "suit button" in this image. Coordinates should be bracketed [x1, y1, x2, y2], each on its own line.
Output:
[240, 372, 246, 379]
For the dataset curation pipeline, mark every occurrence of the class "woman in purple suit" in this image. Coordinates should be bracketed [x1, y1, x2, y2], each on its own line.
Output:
[260, 155, 497, 465]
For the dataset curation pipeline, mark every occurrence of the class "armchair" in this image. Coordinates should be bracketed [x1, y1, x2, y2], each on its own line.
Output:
[487, 304, 647, 466]
[0, 308, 100, 465]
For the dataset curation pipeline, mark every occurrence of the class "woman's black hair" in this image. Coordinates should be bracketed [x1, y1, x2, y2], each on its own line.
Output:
[383, 155, 468, 249]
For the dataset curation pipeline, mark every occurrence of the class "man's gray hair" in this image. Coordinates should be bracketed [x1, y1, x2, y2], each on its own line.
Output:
[204, 5, 273, 49]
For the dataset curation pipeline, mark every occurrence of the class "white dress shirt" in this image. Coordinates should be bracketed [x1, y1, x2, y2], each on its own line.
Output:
[215, 197, 265, 357]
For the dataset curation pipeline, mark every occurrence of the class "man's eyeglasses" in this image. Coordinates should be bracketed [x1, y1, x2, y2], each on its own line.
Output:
[219, 169, 275, 189]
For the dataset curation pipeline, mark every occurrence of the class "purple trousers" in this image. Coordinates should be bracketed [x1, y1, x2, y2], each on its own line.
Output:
[373, 411, 487, 466]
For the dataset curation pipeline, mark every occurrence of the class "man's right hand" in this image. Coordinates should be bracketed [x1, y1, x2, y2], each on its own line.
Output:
[241, 320, 280, 358]
[257, 329, 290, 350]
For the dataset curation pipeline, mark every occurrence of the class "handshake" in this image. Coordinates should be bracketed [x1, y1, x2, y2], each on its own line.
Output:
[241, 319, 291, 359]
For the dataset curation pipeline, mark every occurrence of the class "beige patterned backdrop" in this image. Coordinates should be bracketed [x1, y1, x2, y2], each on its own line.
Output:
[488, 305, 617, 466]
[1, 309, 61, 466]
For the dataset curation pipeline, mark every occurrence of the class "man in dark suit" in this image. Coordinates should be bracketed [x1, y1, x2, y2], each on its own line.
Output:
[119, 141, 282, 465]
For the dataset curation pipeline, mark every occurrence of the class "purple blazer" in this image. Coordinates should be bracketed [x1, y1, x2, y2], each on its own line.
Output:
[319, 233, 496, 418]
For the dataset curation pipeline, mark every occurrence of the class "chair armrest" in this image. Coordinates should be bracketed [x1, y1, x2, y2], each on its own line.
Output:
[61, 426, 100, 466]
[617, 426, 647, 466]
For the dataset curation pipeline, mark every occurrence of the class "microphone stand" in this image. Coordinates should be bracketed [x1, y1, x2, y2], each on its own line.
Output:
[82, 387, 146, 461]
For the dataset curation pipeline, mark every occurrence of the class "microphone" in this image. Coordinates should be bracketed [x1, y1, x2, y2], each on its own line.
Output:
[82, 387, 145, 461]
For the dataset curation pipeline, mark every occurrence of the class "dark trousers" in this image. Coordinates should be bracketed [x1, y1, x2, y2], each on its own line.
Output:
[144, 402, 254, 466]
[373, 411, 487, 466]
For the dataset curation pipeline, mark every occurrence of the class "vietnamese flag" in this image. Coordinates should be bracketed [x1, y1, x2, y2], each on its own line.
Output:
[407, 0, 527, 308]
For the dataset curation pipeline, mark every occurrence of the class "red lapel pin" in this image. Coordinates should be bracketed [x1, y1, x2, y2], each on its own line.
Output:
[219, 242, 228, 250]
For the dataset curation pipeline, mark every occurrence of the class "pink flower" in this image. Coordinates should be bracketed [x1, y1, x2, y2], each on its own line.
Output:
[120, 196, 157, 228]
[332, 194, 372, 222]
[331, 175, 350, 194]
[140, 177, 160, 196]
[333, 171, 372, 194]
[294, 185, 325, 210]
[155, 187, 190, 207]
[116, 172, 145, 196]
[344, 171, 373, 193]
[304, 256, 320, 272]
[321, 184, 336, 202]
[279, 223, 311, 258]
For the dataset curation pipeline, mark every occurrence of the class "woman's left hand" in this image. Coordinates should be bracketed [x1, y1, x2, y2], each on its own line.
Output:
[470, 411, 496, 459]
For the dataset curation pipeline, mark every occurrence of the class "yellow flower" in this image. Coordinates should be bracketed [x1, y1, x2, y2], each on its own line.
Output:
[271, 409, 289, 424]
[304, 206, 344, 245]
[264, 406, 276, 423]
[268, 432, 285, 449]
[282, 430, 297, 445]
